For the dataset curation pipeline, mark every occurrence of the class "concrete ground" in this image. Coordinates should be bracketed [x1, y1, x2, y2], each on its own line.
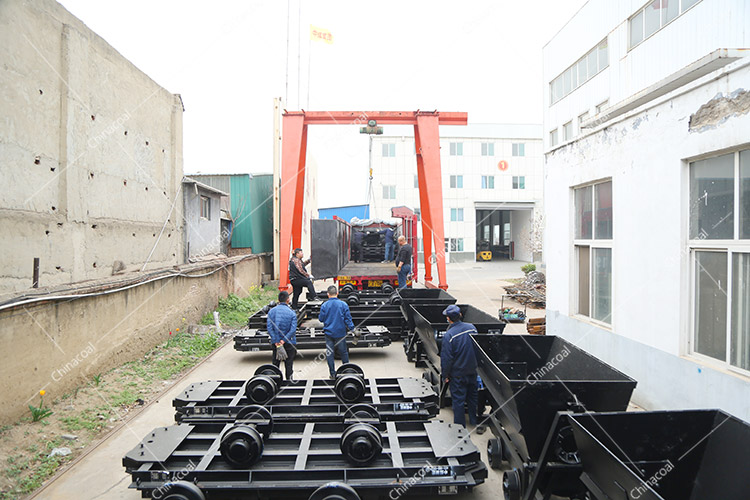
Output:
[35, 260, 539, 500]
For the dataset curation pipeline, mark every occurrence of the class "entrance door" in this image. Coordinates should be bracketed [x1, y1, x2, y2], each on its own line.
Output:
[476, 209, 511, 260]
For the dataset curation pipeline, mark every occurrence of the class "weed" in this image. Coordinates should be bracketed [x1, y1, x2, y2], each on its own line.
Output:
[201, 287, 276, 328]
[28, 391, 52, 423]
[521, 263, 536, 274]
[91, 374, 102, 387]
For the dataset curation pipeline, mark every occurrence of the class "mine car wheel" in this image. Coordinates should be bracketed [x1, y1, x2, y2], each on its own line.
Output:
[346, 294, 360, 306]
[254, 364, 283, 380]
[336, 363, 365, 377]
[235, 405, 273, 437]
[503, 469, 522, 500]
[340, 284, 356, 295]
[389, 291, 402, 305]
[335, 374, 366, 404]
[244, 375, 278, 405]
[381, 282, 394, 294]
[487, 438, 504, 469]
[160, 481, 206, 500]
[309, 482, 361, 500]
[219, 424, 264, 468]
[340, 423, 383, 466]
[344, 403, 380, 422]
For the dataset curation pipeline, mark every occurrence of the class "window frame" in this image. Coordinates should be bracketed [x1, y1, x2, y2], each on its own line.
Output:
[200, 195, 211, 220]
[382, 143, 396, 157]
[449, 175, 463, 189]
[481, 175, 495, 189]
[628, 0, 704, 50]
[688, 149, 750, 376]
[449, 142, 463, 156]
[512, 143, 525, 157]
[549, 38, 609, 105]
[512, 176, 525, 190]
[573, 179, 614, 327]
[549, 129, 559, 148]
[450, 208, 464, 222]
[481, 142, 495, 157]
[382, 184, 396, 199]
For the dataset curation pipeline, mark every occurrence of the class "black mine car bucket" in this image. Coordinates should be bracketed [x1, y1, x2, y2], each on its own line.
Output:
[408, 304, 505, 407]
[569, 409, 750, 500]
[391, 288, 457, 306]
[472, 334, 636, 500]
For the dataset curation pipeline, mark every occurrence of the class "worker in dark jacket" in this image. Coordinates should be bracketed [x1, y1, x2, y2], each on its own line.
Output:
[318, 285, 355, 378]
[266, 291, 297, 380]
[395, 236, 412, 289]
[351, 230, 363, 263]
[381, 226, 396, 262]
[289, 248, 316, 309]
[440, 305, 485, 432]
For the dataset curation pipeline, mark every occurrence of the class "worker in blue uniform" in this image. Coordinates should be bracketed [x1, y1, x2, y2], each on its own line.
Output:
[381, 226, 396, 262]
[318, 285, 355, 378]
[440, 304, 486, 433]
[266, 291, 297, 380]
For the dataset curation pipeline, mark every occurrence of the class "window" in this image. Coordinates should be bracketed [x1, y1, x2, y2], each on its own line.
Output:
[450, 208, 464, 222]
[481, 176, 495, 189]
[449, 142, 463, 156]
[449, 175, 463, 189]
[444, 238, 450, 253]
[596, 100, 609, 114]
[690, 149, 750, 372]
[414, 208, 421, 221]
[414, 174, 419, 188]
[481, 143, 494, 156]
[382, 143, 396, 157]
[629, 0, 703, 49]
[450, 238, 464, 252]
[512, 143, 525, 157]
[574, 180, 613, 324]
[563, 121, 573, 142]
[578, 112, 590, 134]
[512, 176, 526, 190]
[549, 129, 559, 147]
[382, 185, 396, 199]
[550, 39, 609, 104]
[200, 196, 211, 220]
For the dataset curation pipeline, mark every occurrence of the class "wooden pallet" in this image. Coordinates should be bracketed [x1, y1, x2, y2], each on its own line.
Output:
[527, 316, 546, 335]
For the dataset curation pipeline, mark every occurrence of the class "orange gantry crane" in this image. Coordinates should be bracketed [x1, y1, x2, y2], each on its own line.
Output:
[279, 110, 468, 291]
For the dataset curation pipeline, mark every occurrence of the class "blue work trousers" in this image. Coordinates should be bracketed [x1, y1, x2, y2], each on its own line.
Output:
[449, 374, 478, 427]
[325, 335, 350, 378]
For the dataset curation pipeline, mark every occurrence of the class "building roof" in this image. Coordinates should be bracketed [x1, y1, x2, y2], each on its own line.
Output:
[182, 177, 229, 197]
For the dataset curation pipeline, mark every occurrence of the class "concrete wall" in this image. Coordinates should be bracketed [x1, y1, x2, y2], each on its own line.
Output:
[510, 209, 533, 263]
[183, 185, 223, 259]
[0, 254, 271, 425]
[0, 0, 184, 297]
[544, 60, 750, 422]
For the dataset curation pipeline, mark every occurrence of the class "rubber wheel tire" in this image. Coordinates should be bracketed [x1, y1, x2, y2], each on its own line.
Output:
[487, 438, 503, 469]
[219, 424, 264, 468]
[308, 482, 361, 500]
[340, 423, 383, 466]
[160, 481, 206, 500]
[503, 469, 522, 500]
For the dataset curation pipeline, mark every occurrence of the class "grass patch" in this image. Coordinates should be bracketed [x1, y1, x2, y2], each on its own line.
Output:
[200, 286, 277, 328]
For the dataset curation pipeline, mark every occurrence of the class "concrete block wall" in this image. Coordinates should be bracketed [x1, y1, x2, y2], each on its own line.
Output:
[0, 254, 272, 425]
[0, 0, 184, 297]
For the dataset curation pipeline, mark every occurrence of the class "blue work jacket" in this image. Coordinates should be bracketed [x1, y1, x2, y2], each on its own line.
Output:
[266, 303, 297, 344]
[440, 321, 479, 379]
[318, 297, 355, 339]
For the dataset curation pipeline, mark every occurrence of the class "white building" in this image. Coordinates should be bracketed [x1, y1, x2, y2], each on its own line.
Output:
[369, 124, 543, 263]
[544, 0, 750, 420]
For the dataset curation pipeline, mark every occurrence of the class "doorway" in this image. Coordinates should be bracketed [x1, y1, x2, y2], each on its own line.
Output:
[476, 210, 511, 260]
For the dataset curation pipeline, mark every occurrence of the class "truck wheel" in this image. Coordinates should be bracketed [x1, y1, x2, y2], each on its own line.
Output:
[309, 482, 361, 500]
[160, 481, 205, 500]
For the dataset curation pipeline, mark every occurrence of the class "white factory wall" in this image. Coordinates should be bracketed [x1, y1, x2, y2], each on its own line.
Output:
[543, 0, 749, 149]
[369, 130, 543, 265]
[544, 54, 750, 421]
[0, 0, 184, 296]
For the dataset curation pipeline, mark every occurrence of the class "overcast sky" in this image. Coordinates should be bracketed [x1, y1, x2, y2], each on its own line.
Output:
[58, 0, 586, 206]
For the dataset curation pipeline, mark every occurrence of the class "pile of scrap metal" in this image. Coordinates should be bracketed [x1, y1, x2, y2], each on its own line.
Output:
[122, 364, 488, 500]
[502, 271, 546, 308]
